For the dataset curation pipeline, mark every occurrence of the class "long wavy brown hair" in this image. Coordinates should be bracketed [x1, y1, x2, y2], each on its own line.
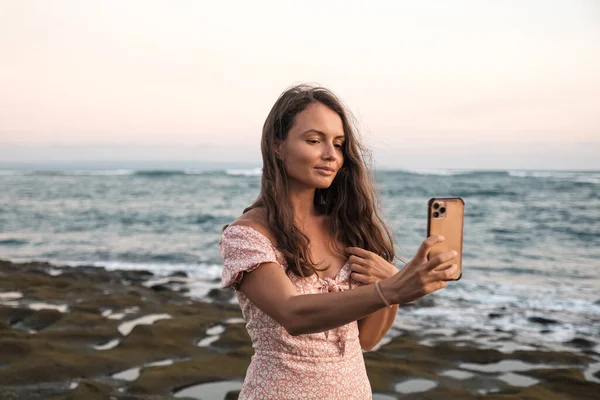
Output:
[244, 84, 395, 277]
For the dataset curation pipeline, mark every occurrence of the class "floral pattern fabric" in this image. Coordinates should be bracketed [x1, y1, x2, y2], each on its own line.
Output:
[219, 225, 372, 399]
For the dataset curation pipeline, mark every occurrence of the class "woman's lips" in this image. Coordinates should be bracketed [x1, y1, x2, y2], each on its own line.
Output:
[314, 167, 335, 176]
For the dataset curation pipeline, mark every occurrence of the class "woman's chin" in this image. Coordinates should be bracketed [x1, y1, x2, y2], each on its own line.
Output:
[314, 178, 335, 189]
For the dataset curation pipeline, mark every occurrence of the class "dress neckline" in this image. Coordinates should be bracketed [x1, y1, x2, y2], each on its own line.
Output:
[225, 224, 350, 282]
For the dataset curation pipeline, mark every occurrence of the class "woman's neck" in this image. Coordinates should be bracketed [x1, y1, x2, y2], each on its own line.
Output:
[288, 187, 319, 228]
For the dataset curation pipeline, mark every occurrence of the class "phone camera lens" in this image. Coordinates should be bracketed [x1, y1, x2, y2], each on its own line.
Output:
[440, 207, 446, 213]
[433, 203, 440, 210]
[433, 211, 439, 218]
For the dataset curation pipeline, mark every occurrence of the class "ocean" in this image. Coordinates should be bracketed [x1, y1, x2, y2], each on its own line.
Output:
[1, 167, 599, 354]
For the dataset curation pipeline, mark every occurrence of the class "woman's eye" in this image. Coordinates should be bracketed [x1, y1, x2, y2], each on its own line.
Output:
[307, 140, 320, 144]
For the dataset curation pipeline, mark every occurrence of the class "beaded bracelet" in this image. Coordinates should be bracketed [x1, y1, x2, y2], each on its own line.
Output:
[374, 281, 392, 308]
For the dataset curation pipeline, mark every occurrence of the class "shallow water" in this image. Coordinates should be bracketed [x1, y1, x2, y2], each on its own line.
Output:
[394, 378, 438, 394]
[118, 314, 172, 336]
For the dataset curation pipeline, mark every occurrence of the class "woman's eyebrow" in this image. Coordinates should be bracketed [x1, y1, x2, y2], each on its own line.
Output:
[301, 129, 345, 140]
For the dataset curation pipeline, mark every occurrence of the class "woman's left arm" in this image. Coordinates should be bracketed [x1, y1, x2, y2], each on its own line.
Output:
[346, 247, 400, 351]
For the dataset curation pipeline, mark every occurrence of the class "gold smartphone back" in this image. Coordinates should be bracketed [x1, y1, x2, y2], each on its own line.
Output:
[427, 197, 464, 280]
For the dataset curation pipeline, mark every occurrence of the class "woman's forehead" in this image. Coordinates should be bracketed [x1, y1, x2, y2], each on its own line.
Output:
[291, 103, 344, 137]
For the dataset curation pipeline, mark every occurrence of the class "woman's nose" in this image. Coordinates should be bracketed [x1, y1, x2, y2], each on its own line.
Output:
[322, 142, 338, 160]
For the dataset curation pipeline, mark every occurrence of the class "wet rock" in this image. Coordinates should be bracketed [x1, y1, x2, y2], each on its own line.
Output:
[225, 390, 240, 400]
[0, 339, 33, 363]
[49, 380, 114, 400]
[169, 271, 188, 278]
[214, 323, 251, 352]
[0, 306, 34, 326]
[150, 284, 171, 292]
[1, 257, 598, 399]
[488, 313, 503, 319]
[16, 309, 63, 331]
[528, 316, 559, 325]
[207, 288, 234, 303]
[568, 338, 595, 348]
[121, 270, 154, 283]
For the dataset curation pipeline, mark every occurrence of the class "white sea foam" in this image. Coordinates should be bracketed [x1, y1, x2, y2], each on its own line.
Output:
[182, 169, 207, 175]
[508, 170, 600, 184]
[225, 167, 262, 176]
[403, 168, 474, 176]
[0, 170, 31, 176]
[184, 280, 222, 300]
[69, 169, 134, 176]
[584, 362, 600, 384]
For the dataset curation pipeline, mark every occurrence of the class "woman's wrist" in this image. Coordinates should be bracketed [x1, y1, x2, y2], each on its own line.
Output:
[374, 281, 392, 307]
[378, 278, 399, 306]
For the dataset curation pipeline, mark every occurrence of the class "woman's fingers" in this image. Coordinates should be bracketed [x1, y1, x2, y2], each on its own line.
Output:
[390, 242, 457, 304]
[346, 247, 373, 259]
[350, 263, 369, 275]
[350, 272, 373, 284]
[431, 264, 459, 281]
[348, 255, 365, 266]
[414, 235, 445, 261]
[350, 264, 380, 284]
[424, 250, 457, 271]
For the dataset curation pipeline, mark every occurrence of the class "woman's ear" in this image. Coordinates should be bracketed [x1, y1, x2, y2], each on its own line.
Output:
[272, 140, 284, 160]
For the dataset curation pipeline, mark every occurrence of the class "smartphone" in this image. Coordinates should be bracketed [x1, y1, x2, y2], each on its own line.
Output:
[427, 197, 464, 280]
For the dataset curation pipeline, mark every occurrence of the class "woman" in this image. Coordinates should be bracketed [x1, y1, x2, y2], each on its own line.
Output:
[219, 84, 458, 399]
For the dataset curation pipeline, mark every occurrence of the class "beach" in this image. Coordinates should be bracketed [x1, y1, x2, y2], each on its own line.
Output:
[1, 258, 599, 399]
[1, 168, 599, 398]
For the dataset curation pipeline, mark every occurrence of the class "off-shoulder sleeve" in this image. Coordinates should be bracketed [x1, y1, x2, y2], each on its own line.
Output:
[219, 225, 281, 290]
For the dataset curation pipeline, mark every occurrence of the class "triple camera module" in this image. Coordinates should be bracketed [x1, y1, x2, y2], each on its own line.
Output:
[431, 201, 447, 219]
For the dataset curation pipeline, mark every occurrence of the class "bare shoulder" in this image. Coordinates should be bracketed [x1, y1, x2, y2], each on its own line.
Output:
[228, 208, 277, 245]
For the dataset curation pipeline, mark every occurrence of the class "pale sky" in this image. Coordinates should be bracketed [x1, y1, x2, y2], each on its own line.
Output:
[1, 0, 599, 170]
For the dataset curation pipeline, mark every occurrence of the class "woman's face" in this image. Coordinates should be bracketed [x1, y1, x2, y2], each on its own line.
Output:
[277, 102, 345, 190]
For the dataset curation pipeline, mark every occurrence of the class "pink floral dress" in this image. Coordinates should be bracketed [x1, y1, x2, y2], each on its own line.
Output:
[219, 225, 372, 399]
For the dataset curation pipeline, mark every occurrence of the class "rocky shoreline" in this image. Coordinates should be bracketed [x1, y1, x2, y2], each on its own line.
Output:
[0, 259, 599, 399]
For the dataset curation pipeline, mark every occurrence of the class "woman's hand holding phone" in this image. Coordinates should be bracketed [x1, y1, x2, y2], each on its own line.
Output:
[379, 235, 458, 305]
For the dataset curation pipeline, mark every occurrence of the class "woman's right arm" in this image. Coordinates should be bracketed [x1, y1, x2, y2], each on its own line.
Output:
[239, 235, 458, 336]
